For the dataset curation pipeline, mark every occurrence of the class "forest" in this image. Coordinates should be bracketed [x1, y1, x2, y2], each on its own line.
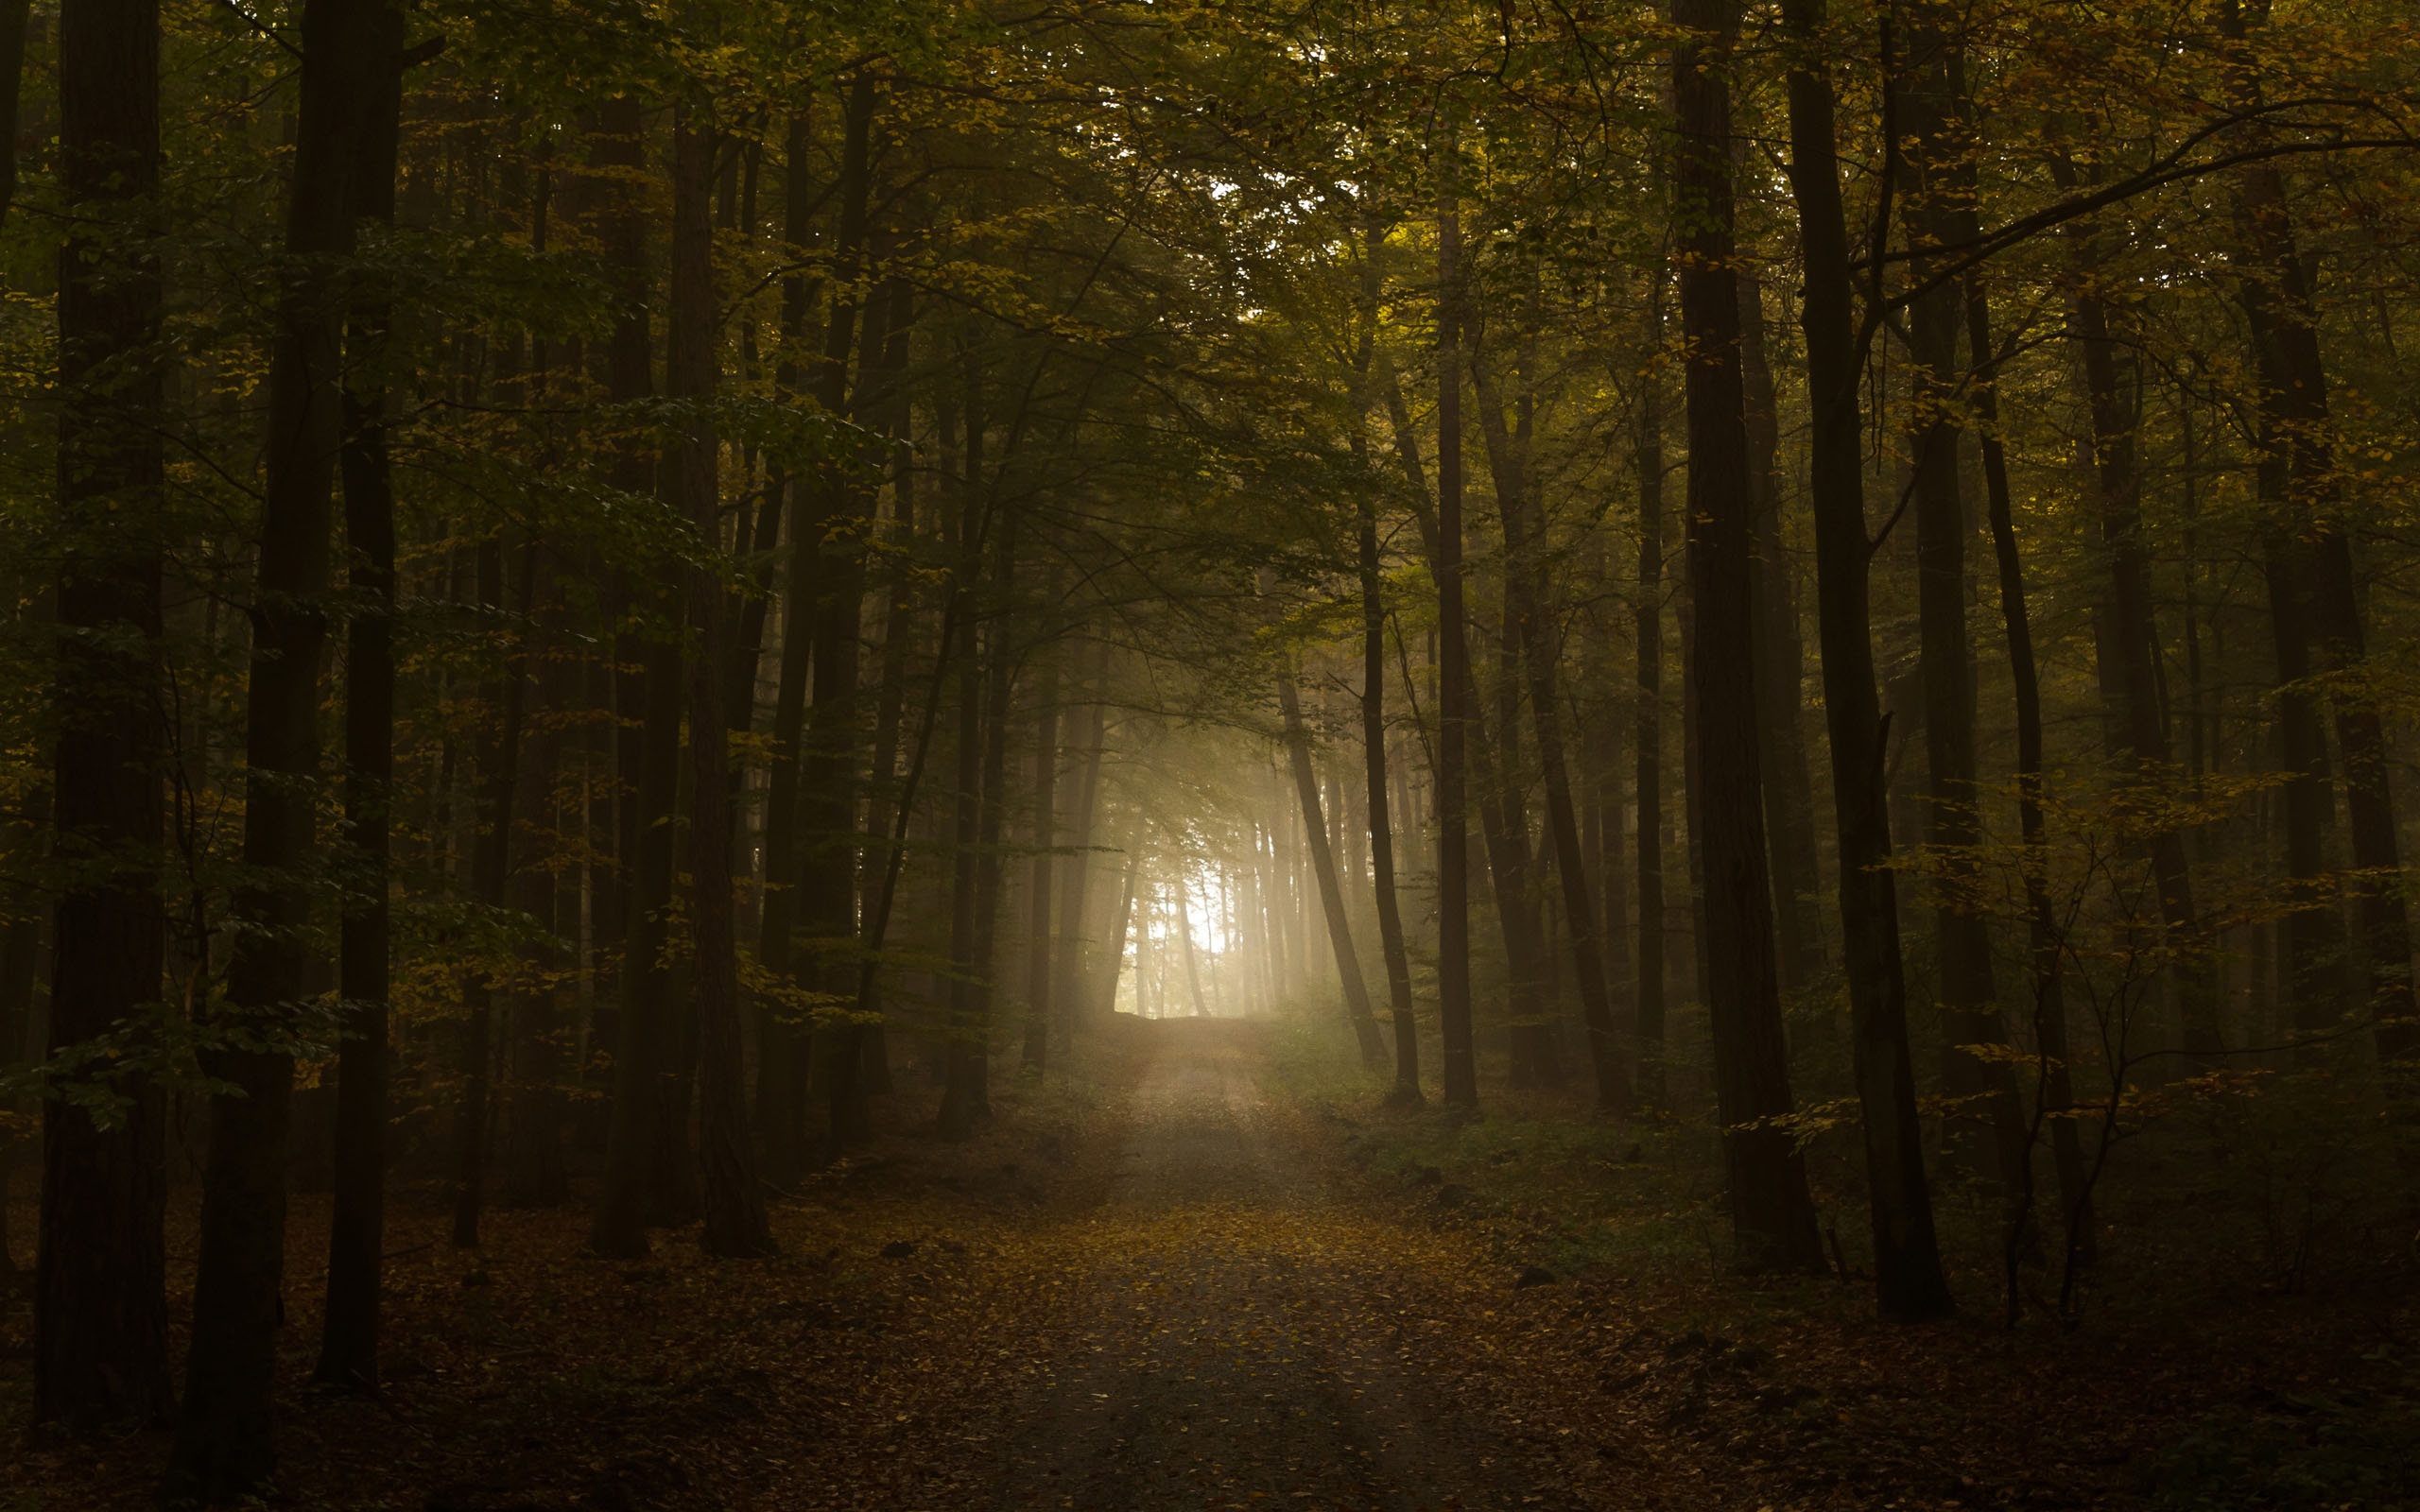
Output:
[3, 0, 2420, 1505]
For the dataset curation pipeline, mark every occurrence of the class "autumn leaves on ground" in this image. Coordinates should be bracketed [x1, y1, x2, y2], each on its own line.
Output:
[0, 1019, 2406, 1512]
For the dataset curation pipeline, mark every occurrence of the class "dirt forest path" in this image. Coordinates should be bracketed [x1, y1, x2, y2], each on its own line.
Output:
[966, 1019, 1582, 1511]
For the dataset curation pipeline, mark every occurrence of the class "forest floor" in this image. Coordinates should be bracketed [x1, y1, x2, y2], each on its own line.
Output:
[3, 1017, 2417, 1510]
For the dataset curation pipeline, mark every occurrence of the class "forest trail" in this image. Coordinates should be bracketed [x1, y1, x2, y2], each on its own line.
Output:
[972, 1019, 1572, 1511]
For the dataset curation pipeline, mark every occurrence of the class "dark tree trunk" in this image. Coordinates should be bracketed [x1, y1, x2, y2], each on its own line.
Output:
[505, 636, 570, 1211]
[1022, 661, 1059, 1068]
[164, 0, 373, 1494]
[1434, 189, 1478, 1108]
[1474, 335, 1624, 1111]
[452, 538, 531, 1250]
[1897, 15, 2031, 1194]
[1361, 492, 1421, 1101]
[1053, 692, 1106, 1033]
[938, 373, 1001, 1142]
[1672, 0, 1824, 1273]
[1098, 853, 1138, 1017]
[0, 0, 29, 231]
[1279, 674, 1388, 1064]
[316, 0, 403, 1390]
[1777, 0, 1953, 1319]
[588, 97, 681, 1259]
[1970, 278, 2096, 1284]
[38, 0, 173, 1435]
[669, 110, 774, 1258]
[1634, 291, 1668, 1109]
[1737, 271, 1824, 992]
[1477, 605, 1555, 1086]
[753, 104, 833, 1187]
[807, 78, 880, 1153]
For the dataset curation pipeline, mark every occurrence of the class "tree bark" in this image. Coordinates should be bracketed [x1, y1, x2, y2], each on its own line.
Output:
[1022, 662, 1059, 1066]
[1737, 270, 1824, 992]
[315, 0, 403, 1389]
[1674, 0, 1824, 1273]
[669, 109, 773, 1257]
[164, 0, 372, 1492]
[1474, 335, 1624, 1110]
[1970, 278, 2096, 1279]
[452, 538, 531, 1250]
[587, 94, 670, 1261]
[1634, 290, 1669, 1109]
[1361, 491, 1421, 1100]
[1434, 186, 1478, 1108]
[38, 0, 173, 1435]
[1280, 673, 1388, 1064]
[1897, 14, 2031, 1194]
[1777, 0, 1952, 1318]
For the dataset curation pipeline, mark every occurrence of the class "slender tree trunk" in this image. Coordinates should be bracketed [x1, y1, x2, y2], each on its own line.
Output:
[753, 108, 822, 1185]
[1778, 0, 1953, 1319]
[1098, 852, 1138, 1016]
[1634, 295, 1668, 1109]
[316, 3, 403, 1389]
[0, 0, 29, 232]
[38, 0, 173, 1435]
[1474, 336, 1623, 1110]
[1053, 691, 1106, 1034]
[504, 641, 569, 1211]
[1673, 0, 1823, 1272]
[1898, 15, 2031, 1194]
[667, 109, 774, 1258]
[588, 94, 673, 1261]
[1361, 495, 1421, 1100]
[938, 372, 1000, 1141]
[1435, 186, 1478, 1108]
[1737, 270, 1824, 992]
[1279, 674, 1388, 1063]
[1970, 278, 2095, 1275]
[1022, 662, 1059, 1066]
[164, 0, 370, 1492]
[452, 538, 531, 1250]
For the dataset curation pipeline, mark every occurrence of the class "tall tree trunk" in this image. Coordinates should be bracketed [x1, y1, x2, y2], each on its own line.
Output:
[807, 80, 882, 1152]
[1474, 335, 1624, 1110]
[669, 108, 773, 1258]
[937, 372, 1001, 1141]
[1634, 292, 1668, 1109]
[0, 0, 29, 232]
[315, 1, 402, 1390]
[505, 641, 570, 1211]
[1279, 674, 1388, 1064]
[1098, 852, 1138, 1016]
[1022, 662, 1059, 1066]
[1737, 269, 1824, 991]
[1778, 0, 1952, 1319]
[1053, 690, 1106, 1034]
[452, 538, 531, 1250]
[1897, 14, 2031, 1194]
[1361, 493, 1421, 1100]
[588, 94, 675, 1261]
[1434, 186, 1478, 1108]
[1970, 277, 2095, 1282]
[38, 0, 173, 1435]
[164, 0, 369, 1493]
[1673, 0, 1823, 1273]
